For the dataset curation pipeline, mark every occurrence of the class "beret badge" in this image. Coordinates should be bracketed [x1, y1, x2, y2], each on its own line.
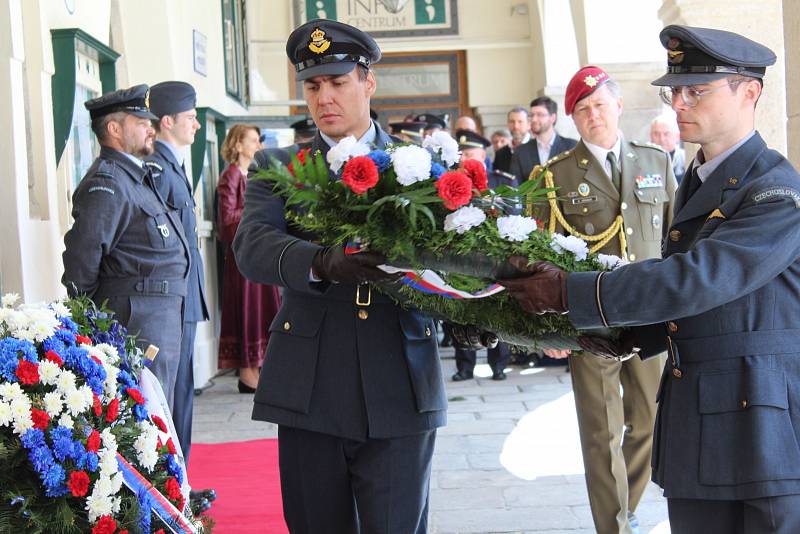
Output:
[308, 27, 331, 54]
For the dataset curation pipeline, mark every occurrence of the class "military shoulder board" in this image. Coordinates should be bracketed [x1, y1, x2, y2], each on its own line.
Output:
[630, 140, 666, 152]
[546, 149, 571, 166]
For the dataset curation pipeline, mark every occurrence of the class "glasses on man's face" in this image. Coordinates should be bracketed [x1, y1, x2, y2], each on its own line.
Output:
[659, 80, 743, 107]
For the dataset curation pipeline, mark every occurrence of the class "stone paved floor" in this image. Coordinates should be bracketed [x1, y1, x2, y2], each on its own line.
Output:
[192, 348, 670, 534]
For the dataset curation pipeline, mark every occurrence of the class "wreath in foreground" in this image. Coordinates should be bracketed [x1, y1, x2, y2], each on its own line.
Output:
[255, 133, 623, 349]
[0, 294, 209, 533]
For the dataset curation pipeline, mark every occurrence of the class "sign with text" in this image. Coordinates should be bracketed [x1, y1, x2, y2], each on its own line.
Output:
[295, 0, 458, 37]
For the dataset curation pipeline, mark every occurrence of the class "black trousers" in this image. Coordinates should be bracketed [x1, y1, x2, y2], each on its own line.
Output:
[172, 320, 196, 462]
[668, 495, 800, 533]
[278, 426, 436, 534]
[455, 343, 511, 374]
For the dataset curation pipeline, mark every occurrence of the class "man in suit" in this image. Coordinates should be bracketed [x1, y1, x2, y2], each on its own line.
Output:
[510, 96, 577, 183]
[233, 19, 446, 534]
[502, 26, 800, 533]
[145, 81, 215, 511]
[522, 66, 676, 534]
[650, 113, 686, 183]
[492, 106, 531, 173]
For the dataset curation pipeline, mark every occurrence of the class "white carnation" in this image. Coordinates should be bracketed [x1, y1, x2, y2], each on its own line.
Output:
[134, 421, 160, 472]
[50, 300, 71, 318]
[103, 367, 119, 399]
[326, 135, 370, 173]
[58, 414, 74, 429]
[56, 369, 77, 394]
[497, 215, 538, 242]
[99, 448, 119, 475]
[85, 493, 114, 522]
[96, 343, 119, 364]
[92, 475, 114, 497]
[65, 387, 88, 417]
[391, 145, 433, 185]
[1, 293, 19, 308]
[444, 206, 486, 234]
[550, 233, 590, 261]
[12, 413, 33, 435]
[0, 382, 24, 402]
[38, 360, 61, 386]
[43, 391, 63, 418]
[10, 397, 31, 420]
[101, 428, 118, 452]
[596, 253, 629, 270]
[0, 401, 12, 426]
[422, 130, 460, 167]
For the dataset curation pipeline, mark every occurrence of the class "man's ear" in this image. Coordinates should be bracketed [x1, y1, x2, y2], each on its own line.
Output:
[160, 115, 173, 131]
[365, 70, 377, 97]
[743, 79, 762, 107]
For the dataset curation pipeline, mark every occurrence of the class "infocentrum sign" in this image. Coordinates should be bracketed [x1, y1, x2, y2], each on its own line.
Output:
[295, 0, 458, 37]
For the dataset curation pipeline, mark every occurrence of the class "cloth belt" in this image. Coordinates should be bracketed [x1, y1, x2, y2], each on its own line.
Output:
[96, 277, 188, 298]
[673, 329, 800, 363]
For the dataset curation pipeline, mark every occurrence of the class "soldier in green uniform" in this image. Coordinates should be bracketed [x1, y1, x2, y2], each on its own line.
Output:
[532, 66, 677, 534]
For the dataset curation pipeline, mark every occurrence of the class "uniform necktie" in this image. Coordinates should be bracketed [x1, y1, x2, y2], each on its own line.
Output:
[606, 151, 621, 193]
[686, 165, 702, 199]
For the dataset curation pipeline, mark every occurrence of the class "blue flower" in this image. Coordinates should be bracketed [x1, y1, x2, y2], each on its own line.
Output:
[58, 316, 79, 334]
[42, 464, 67, 497]
[49, 427, 76, 462]
[21, 429, 45, 449]
[430, 162, 446, 179]
[84, 451, 99, 472]
[54, 328, 76, 346]
[117, 369, 136, 389]
[138, 492, 153, 533]
[28, 445, 54, 473]
[367, 150, 391, 173]
[42, 336, 66, 355]
[165, 454, 183, 484]
[133, 403, 149, 421]
[0, 338, 38, 382]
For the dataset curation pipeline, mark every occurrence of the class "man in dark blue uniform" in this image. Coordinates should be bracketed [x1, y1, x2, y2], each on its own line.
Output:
[146, 81, 208, 461]
[62, 85, 190, 409]
[233, 19, 446, 534]
[145, 81, 215, 512]
[501, 25, 800, 533]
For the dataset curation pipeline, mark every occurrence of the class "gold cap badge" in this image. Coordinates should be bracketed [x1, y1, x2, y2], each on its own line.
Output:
[308, 27, 331, 55]
[584, 75, 598, 88]
[144, 89, 150, 110]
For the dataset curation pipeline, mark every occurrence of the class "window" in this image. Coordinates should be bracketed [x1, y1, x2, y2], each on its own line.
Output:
[221, 0, 249, 103]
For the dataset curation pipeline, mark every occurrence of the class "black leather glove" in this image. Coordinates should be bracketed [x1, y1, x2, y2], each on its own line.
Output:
[444, 323, 499, 350]
[499, 258, 569, 314]
[311, 246, 399, 284]
[576, 331, 639, 361]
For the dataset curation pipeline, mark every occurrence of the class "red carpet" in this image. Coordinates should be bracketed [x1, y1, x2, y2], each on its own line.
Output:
[188, 439, 288, 534]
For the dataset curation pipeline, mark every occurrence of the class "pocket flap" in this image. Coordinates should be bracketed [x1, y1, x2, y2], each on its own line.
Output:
[269, 306, 325, 338]
[140, 201, 167, 217]
[634, 188, 669, 205]
[699, 368, 788, 414]
[398, 311, 434, 341]
[560, 196, 607, 216]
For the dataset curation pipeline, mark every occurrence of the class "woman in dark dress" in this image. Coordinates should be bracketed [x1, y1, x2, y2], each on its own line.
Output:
[217, 124, 282, 393]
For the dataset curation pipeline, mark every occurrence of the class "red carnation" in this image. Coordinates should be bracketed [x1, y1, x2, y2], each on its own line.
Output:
[93, 394, 103, 417]
[155, 530, 166, 534]
[105, 398, 120, 423]
[166, 437, 177, 455]
[175, 494, 186, 512]
[435, 171, 473, 210]
[462, 159, 488, 192]
[86, 430, 101, 452]
[75, 334, 93, 346]
[68, 470, 90, 497]
[341, 156, 379, 195]
[31, 408, 50, 430]
[288, 148, 311, 176]
[165, 476, 182, 500]
[15, 360, 39, 385]
[45, 350, 63, 366]
[151, 415, 168, 433]
[91, 515, 117, 534]
[119, 531, 129, 534]
[125, 388, 145, 405]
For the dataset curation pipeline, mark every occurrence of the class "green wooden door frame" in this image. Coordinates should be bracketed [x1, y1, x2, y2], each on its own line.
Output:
[51, 28, 120, 165]
[192, 107, 228, 189]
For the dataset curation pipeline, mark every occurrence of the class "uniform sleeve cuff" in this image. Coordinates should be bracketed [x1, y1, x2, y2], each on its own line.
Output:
[278, 240, 326, 293]
[567, 271, 606, 329]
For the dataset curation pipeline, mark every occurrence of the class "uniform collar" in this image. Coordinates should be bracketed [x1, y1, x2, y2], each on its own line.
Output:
[156, 139, 186, 167]
[122, 151, 144, 169]
[583, 135, 622, 170]
[320, 121, 376, 149]
[692, 130, 755, 182]
[100, 146, 147, 182]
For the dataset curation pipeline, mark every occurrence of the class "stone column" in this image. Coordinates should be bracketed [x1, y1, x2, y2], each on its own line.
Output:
[659, 0, 787, 154]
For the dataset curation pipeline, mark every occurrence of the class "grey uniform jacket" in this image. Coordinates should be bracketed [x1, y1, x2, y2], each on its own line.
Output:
[568, 132, 800, 500]
[146, 140, 209, 322]
[232, 122, 447, 441]
[509, 134, 578, 182]
[62, 145, 190, 355]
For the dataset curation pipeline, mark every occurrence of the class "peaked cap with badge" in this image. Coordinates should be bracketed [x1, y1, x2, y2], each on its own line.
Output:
[148, 81, 197, 118]
[290, 117, 318, 138]
[415, 113, 447, 131]
[286, 19, 381, 81]
[389, 121, 427, 142]
[455, 129, 490, 150]
[564, 66, 611, 116]
[84, 84, 159, 121]
[651, 24, 777, 87]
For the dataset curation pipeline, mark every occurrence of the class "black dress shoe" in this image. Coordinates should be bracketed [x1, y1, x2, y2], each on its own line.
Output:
[191, 488, 217, 502]
[491, 370, 507, 381]
[451, 370, 474, 382]
[238, 380, 257, 394]
[189, 496, 211, 515]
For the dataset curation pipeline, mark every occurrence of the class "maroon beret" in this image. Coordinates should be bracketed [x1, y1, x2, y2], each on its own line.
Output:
[565, 66, 610, 115]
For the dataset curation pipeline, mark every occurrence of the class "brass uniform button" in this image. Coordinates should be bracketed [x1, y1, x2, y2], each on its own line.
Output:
[672, 368, 683, 378]
[626, 227, 634, 235]
[729, 177, 738, 185]
[358, 309, 369, 320]
[670, 230, 681, 242]
[582, 207, 589, 213]
[621, 202, 628, 210]
[667, 321, 678, 333]
[741, 399, 748, 409]
[283, 321, 291, 331]
[425, 327, 432, 336]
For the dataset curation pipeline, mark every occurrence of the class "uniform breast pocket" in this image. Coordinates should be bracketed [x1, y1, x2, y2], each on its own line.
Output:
[140, 202, 173, 249]
[634, 188, 670, 241]
[398, 311, 446, 413]
[560, 196, 607, 217]
[698, 367, 800, 486]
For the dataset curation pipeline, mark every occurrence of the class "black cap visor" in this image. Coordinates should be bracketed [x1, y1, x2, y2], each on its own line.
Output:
[296, 54, 369, 81]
